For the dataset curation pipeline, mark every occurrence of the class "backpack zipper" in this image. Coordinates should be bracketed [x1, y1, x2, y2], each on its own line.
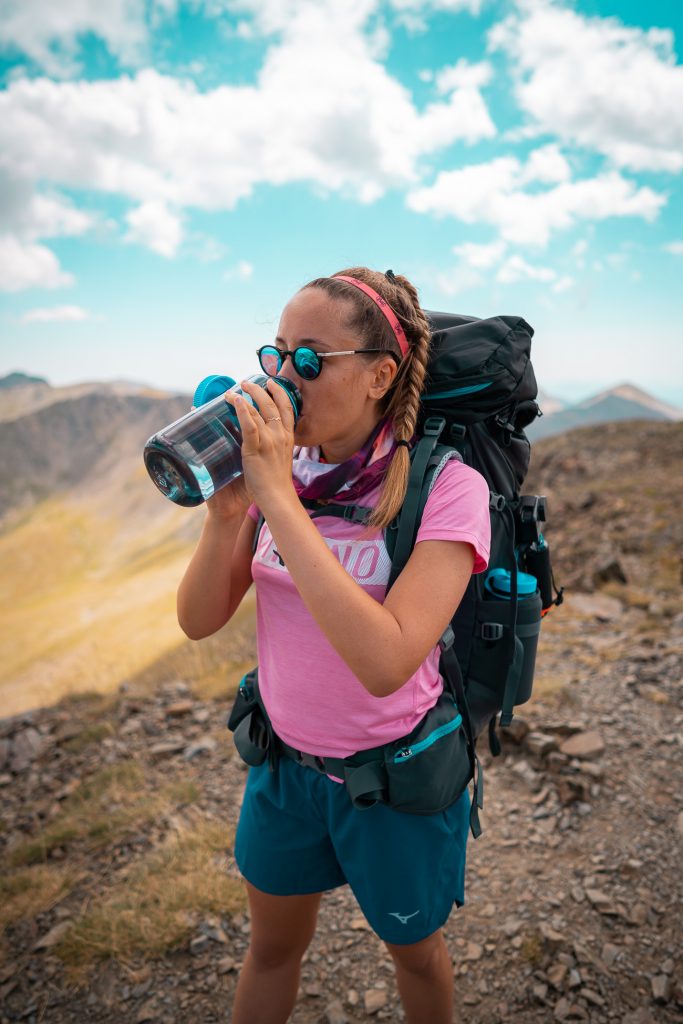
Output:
[393, 714, 462, 762]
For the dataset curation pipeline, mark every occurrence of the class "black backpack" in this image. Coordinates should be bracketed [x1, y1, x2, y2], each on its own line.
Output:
[384, 312, 563, 744]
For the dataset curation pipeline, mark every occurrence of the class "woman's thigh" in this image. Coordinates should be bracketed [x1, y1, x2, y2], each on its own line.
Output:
[246, 881, 323, 964]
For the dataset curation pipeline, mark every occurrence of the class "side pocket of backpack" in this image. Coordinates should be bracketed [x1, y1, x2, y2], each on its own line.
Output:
[465, 588, 542, 735]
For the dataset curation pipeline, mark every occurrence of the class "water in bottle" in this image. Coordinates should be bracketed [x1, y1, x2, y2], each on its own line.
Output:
[144, 374, 302, 506]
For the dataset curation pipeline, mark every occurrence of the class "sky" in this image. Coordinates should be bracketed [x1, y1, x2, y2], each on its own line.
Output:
[0, 0, 682, 407]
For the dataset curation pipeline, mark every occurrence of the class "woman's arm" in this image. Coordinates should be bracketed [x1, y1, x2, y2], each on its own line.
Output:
[261, 491, 474, 697]
[177, 509, 256, 640]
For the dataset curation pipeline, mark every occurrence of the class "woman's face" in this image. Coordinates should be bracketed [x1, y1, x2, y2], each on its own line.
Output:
[273, 287, 398, 459]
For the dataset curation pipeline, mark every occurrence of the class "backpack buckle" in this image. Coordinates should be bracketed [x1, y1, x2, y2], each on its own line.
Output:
[519, 495, 547, 523]
[423, 416, 446, 438]
[481, 622, 504, 641]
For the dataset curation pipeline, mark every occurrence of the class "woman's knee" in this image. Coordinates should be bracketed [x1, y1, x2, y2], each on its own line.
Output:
[385, 928, 447, 974]
[246, 883, 322, 968]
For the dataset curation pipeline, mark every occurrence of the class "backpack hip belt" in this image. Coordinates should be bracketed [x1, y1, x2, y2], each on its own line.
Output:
[227, 668, 482, 836]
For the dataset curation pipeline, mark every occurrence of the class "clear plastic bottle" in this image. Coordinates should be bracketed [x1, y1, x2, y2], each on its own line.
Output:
[143, 374, 302, 506]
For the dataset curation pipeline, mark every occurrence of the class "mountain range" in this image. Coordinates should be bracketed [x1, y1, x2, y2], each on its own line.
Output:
[531, 383, 683, 440]
[1, 368, 681, 718]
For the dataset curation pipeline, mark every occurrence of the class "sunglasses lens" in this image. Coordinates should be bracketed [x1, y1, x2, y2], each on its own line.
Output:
[258, 346, 282, 377]
[293, 347, 321, 380]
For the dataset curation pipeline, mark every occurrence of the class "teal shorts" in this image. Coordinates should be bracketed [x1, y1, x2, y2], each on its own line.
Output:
[234, 756, 470, 945]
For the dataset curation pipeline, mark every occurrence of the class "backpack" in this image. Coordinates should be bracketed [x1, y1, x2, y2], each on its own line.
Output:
[383, 311, 564, 746]
[251, 311, 564, 835]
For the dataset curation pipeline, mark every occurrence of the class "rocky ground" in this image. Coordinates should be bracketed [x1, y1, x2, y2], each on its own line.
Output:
[2, 421, 682, 1023]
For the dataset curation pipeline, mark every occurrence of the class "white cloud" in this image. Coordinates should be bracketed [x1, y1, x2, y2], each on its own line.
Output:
[406, 149, 666, 247]
[551, 275, 574, 293]
[0, 235, 74, 292]
[435, 265, 484, 297]
[0, 3, 496, 277]
[224, 260, 254, 280]
[0, 0, 149, 76]
[488, 1, 683, 173]
[663, 241, 683, 256]
[496, 255, 556, 285]
[435, 59, 492, 93]
[453, 239, 506, 269]
[21, 305, 91, 323]
[125, 200, 183, 257]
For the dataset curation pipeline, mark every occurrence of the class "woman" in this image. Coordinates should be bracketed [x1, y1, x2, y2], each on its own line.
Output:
[177, 268, 490, 1024]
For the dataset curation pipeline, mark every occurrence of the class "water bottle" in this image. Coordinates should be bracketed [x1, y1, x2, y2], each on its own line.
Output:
[143, 374, 302, 507]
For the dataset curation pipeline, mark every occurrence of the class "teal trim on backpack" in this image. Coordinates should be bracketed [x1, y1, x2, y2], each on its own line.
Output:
[393, 714, 463, 763]
[424, 382, 492, 400]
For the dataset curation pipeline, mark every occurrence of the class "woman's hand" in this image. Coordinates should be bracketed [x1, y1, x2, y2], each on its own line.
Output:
[225, 379, 298, 511]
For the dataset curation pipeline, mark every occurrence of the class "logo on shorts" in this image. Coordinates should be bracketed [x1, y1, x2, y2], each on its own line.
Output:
[389, 910, 420, 925]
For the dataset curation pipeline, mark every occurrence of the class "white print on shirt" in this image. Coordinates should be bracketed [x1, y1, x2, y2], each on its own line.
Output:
[254, 523, 392, 587]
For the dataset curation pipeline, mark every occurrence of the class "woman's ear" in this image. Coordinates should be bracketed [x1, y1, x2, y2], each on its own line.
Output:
[367, 356, 398, 401]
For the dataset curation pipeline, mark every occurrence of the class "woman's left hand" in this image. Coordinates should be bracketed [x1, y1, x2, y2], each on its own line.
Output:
[226, 378, 298, 510]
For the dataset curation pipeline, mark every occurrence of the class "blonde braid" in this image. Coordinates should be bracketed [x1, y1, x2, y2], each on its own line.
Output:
[368, 275, 432, 530]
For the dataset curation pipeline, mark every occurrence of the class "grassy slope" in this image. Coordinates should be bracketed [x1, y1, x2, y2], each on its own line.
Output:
[0, 491, 254, 715]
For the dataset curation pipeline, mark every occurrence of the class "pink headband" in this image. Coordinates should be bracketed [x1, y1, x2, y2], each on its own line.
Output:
[334, 275, 410, 359]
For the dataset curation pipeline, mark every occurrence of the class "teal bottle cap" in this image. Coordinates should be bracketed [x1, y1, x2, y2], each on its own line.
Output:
[193, 375, 237, 407]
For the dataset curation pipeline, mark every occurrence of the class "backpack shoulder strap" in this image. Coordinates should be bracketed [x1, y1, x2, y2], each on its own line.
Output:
[385, 417, 467, 592]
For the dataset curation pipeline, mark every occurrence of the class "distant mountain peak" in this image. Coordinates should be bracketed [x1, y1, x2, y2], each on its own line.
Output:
[0, 371, 50, 390]
[578, 383, 683, 420]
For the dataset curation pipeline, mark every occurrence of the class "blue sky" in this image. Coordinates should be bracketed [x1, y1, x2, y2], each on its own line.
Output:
[0, 0, 682, 406]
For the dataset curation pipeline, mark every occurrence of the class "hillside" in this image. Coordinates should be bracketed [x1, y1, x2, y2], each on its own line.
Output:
[0, 388, 210, 715]
[1, 420, 681, 1022]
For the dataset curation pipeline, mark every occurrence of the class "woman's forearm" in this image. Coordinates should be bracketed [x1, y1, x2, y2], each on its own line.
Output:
[261, 491, 469, 697]
[177, 510, 248, 640]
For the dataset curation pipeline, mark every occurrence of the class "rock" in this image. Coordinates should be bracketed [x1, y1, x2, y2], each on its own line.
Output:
[136, 1000, 158, 1023]
[363, 989, 387, 1014]
[539, 923, 565, 949]
[626, 902, 649, 926]
[350, 916, 370, 931]
[525, 732, 558, 757]
[0, 738, 10, 770]
[190, 935, 210, 956]
[651, 975, 672, 1004]
[217, 957, 236, 974]
[149, 741, 186, 759]
[502, 917, 523, 937]
[548, 963, 568, 990]
[346, 989, 359, 1007]
[593, 558, 628, 587]
[10, 727, 46, 772]
[580, 988, 605, 1006]
[166, 700, 194, 717]
[677, 811, 683, 839]
[183, 737, 217, 760]
[304, 982, 322, 997]
[34, 921, 71, 950]
[323, 1000, 349, 1024]
[499, 718, 530, 744]
[622, 1010, 655, 1024]
[570, 593, 623, 622]
[559, 731, 605, 760]
[463, 942, 483, 961]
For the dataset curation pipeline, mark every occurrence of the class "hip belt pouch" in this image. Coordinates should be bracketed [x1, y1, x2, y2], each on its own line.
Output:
[344, 692, 472, 815]
[227, 668, 271, 767]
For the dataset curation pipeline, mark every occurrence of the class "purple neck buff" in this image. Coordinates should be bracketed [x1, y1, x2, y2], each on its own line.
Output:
[293, 418, 399, 505]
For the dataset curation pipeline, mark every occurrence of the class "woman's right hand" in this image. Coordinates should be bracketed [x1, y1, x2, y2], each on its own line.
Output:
[205, 474, 250, 521]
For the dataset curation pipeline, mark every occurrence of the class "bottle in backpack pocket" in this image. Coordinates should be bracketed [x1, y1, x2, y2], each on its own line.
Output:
[464, 568, 542, 734]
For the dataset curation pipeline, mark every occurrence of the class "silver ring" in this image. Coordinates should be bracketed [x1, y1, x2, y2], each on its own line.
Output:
[267, 416, 282, 423]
